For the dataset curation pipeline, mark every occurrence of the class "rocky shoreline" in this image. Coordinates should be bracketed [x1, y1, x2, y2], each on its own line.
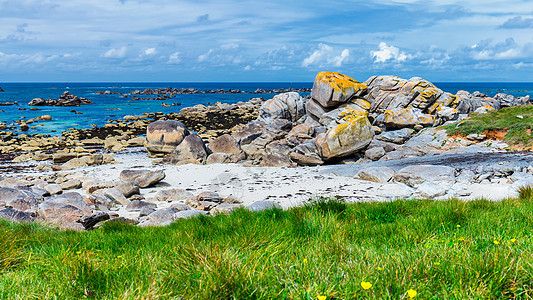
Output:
[1, 71, 533, 230]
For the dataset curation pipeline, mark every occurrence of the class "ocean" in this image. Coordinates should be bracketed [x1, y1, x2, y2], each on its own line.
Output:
[0, 82, 532, 136]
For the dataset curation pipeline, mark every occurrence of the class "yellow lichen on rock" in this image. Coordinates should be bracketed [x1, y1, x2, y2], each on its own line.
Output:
[311, 72, 368, 108]
[384, 107, 435, 129]
[314, 109, 374, 160]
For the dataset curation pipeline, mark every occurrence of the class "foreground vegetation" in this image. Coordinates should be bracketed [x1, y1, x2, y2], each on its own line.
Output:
[3, 190, 533, 299]
[445, 104, 533, 148]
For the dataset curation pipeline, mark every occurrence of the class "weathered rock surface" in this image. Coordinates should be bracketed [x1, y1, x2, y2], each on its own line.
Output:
[355, 166, 396, 183]
[258, 92, 306, 122]
[392, 165, 456, 187]
[314, 109, 374, 160]
[311, 71, 368, 108]
[163, 133, 208, 164]
[146, 120, 188, 156]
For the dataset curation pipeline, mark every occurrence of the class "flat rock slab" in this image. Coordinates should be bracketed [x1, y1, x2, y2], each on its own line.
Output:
[392, 165, 456, 187]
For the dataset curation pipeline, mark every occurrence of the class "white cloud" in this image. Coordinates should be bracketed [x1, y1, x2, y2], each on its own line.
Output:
[371, 42, 411, 63]
[103, 47, 127, 58]
[197, 49, 213, 62]
[168, 52, 181, 64]
[302, 44, 350, 67]
[144, 47, 157, 56]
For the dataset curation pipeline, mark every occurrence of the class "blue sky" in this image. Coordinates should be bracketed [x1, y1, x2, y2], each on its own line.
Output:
[1, 0, 533, 82]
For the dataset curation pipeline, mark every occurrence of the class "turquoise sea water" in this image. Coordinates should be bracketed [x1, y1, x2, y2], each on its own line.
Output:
[0, 82, 531, 136]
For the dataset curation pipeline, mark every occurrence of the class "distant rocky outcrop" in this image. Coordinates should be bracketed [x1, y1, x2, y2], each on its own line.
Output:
[28, 91, 92, 106]
[130, 87, 311, 96]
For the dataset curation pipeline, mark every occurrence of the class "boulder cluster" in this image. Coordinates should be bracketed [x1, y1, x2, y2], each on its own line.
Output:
[0, 168, 283, 229]
[146, 72, 531, 166]
[28, 91, 92, 107]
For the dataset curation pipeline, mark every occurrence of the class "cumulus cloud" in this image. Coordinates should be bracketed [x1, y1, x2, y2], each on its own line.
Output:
[144, 48, 157, 56]
[371, 42, 411, 63]
[499, 16, 533, 29]
[168, 52, 181, 64]
[197, 44, 243, 65]
[103, 47, 127, 58]
[302, 44, 350, 67]
[469, 38, 523, 60]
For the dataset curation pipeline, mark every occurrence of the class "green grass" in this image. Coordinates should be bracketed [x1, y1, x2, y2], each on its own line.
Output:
[3, 194, 533, 299]
[445, 104, 533, 148]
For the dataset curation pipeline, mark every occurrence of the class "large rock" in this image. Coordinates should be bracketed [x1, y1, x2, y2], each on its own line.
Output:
[355, 166, 396, 183]
[314, 109, 374, 160]
[0, 207, 35, 222]
[289, 141, 324, 166]
[259, 153, 292, 167]
[376, 128, 414, 144]
[119, 169, 166, 188]
[365, 76, 445, 113]
[258, 92, 306, 122]
[146, 120, 189, 156]
[207, 134, 245, 163]
[383, 107, 435, 129]
[392, 165, 456, 188]
[311, 72, 367, 108]
[0, 187, 43, 211]
[163, 133, 208, 164]
[38, 201, 90, 228]
[28, 91, 92, 107]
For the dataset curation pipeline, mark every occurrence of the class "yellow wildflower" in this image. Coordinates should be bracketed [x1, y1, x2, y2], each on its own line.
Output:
[361, 281, 372, 290]
[494, 240, 500, 245]
[76, 251, 81, 255]
[458, 237, 465, 241]
[117, 255, 123, 259]
[434, 262, 440, 266]
[511, 238, 517, 243]
[407, 289, 417, 298]
[303, 258, 308, 264]
[317, 296, 326, 300]
[456, 224, 461, 228]
[377, 267, 383, 271]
